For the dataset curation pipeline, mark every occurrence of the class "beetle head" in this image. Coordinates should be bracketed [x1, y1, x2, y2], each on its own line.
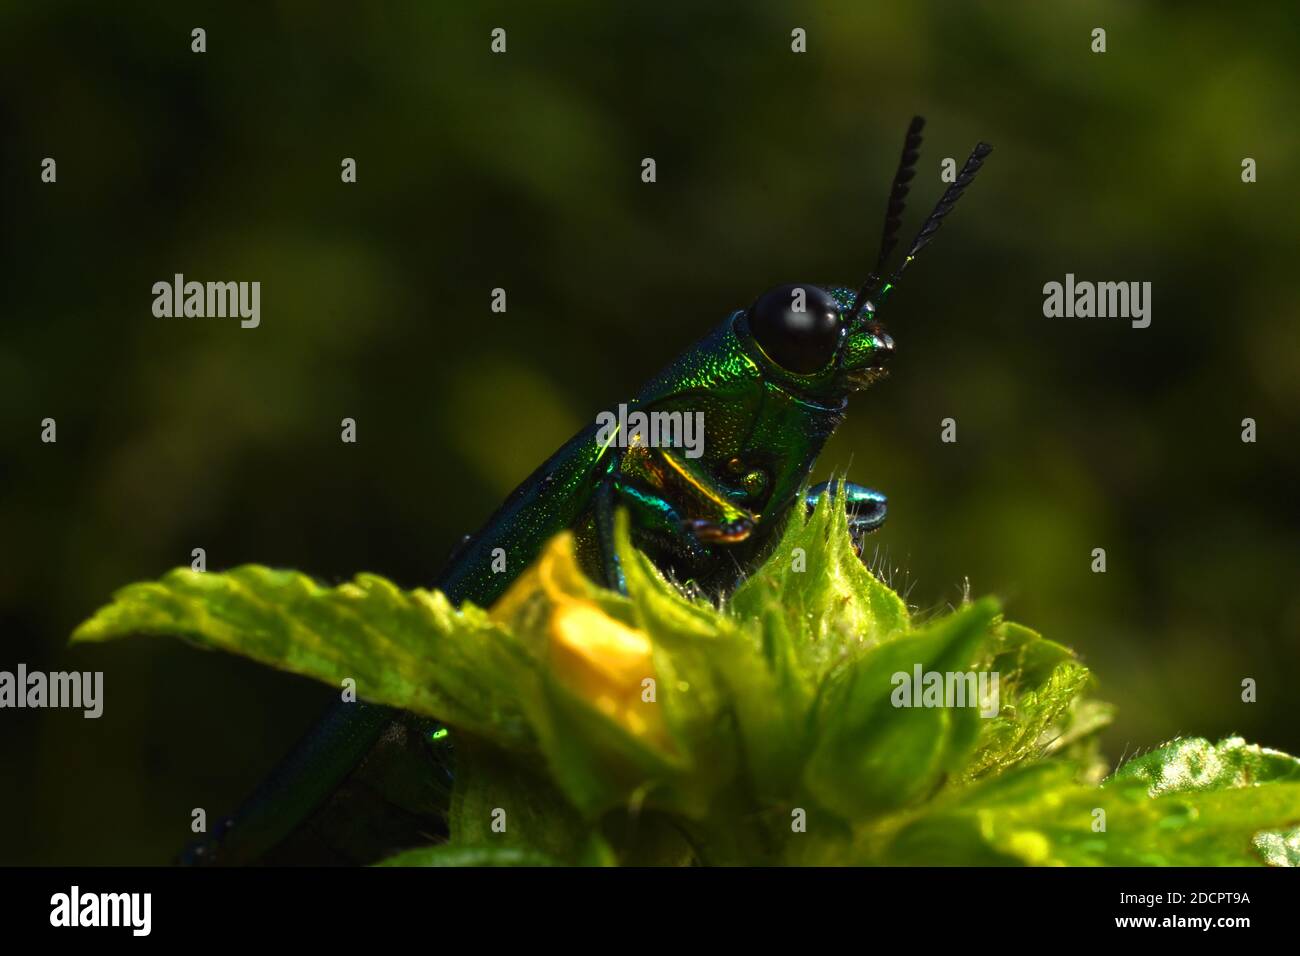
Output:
[740, 283, 893, 396]
[738, 118, 991, 401]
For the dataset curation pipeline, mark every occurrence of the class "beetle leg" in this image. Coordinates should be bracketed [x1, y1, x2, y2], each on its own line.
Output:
[806, 480, 888, 556]
[682, 514, 756, 543]
[619, 444, 759, 543]
[593, 477, 628, 595]
[607, 469, 729, 563]
[597, 472, 729, 592]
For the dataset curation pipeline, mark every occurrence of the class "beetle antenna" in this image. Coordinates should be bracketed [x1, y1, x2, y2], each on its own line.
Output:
[874, 116, 926, 272]
[848, 116, 925, 323]
[875, 141, 993, 305]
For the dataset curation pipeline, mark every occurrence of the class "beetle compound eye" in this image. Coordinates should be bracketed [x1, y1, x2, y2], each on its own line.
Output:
[747, 283, 842, 374]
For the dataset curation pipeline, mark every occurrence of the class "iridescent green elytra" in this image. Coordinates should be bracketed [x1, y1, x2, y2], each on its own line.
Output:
[189, 117, 992, 865]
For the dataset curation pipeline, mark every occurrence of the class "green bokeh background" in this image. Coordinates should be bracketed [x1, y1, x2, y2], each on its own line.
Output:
[2, 2, 1296, 864]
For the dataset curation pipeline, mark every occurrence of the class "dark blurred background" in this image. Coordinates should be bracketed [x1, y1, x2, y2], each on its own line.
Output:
[2, 2, 1296, 864]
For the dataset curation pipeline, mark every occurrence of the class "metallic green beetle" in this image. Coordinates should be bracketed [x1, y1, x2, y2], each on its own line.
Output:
[189, 117, 992, 864]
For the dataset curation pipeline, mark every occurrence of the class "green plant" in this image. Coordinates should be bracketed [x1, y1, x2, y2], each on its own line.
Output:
[72, 490, 1300, 866]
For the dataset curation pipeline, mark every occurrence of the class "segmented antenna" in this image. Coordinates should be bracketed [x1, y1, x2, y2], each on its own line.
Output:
[881, 141, 993, 293]
[875, 115, 926, 274]
[848, 116, 925, 323]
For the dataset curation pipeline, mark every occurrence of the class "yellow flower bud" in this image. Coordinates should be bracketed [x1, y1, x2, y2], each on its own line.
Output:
[550, 601, 658, 738]
[489, 532, 670, 747]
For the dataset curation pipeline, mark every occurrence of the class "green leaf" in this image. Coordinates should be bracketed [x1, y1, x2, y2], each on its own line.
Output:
[375, 845, 562, 867]
[1254, 828, 1300, 866]
[885, 763, 1300, 866]
[525, 670, 697, 817]
[616, 513, 802, 803]
[731, 481, 909, 677]
[614, 520, 742, 758]
[989, 621, 1077, 692]
[963, 662, 1092, 781]
[803, 598, 1000, 819]
[1107, 735, 1300, 868]
[1042, 697, 1115, 784]
[958, 618, 1110, 784]
[71, 565, 536, 749]
[448, 736, 589, 863]
[1108, 735, 1300, 794]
